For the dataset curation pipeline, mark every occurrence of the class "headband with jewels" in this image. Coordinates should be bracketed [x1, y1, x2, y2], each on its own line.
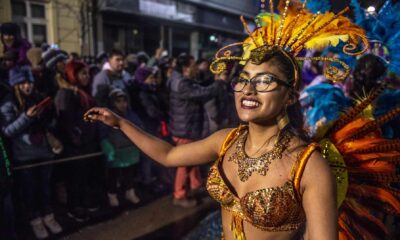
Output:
[210, 0, 369, 89]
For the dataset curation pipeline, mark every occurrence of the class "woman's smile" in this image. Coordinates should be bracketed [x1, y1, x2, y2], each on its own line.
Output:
[241, 97, 261, 109]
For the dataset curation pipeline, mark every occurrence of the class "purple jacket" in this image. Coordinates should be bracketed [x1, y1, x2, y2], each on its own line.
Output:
[3, 39, 32, 66]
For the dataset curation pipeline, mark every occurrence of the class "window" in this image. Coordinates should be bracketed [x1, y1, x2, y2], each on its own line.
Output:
[11, 1, 48, 47]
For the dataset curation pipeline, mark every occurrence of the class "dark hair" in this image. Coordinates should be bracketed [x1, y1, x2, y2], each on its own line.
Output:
[176, 53, 194, 74]
[352, 54, 387, 98]
[108, 49, 124, 59]
[196, 58, 208, 65]
[0, 22, 22, 47]
[264, 51, 309, 141]
[136, 51, 149, 65]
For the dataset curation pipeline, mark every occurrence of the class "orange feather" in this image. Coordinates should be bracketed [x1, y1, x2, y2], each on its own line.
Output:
[348, 184, 400, 213]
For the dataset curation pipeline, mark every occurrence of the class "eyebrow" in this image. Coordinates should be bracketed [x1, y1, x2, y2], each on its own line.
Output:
[239, 70, 281, 79]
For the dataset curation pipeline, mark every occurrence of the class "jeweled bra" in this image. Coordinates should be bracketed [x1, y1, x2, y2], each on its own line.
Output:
[206, 126, 319, 240]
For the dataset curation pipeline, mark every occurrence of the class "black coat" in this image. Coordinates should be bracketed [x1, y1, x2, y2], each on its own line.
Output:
[167, 71, 223, 139]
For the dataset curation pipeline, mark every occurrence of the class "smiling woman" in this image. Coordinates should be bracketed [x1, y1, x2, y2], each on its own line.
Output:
[84, 1, 369, 239]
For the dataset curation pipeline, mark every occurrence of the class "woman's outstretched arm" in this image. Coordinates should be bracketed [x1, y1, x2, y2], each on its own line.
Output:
[84, 107, 232, 167]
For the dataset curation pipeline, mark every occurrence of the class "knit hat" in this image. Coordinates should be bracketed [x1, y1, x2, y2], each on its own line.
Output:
[109, 88, 127, 99]
[26, 48, 43, 67]
[65, 60, 87, 85]
[134, 67, 154, 83]
[9, 65, 34, 86]
[42, 48, 68, 69]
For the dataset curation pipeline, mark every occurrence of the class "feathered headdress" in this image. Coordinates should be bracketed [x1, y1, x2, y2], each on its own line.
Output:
[210, 0, 369, 86]
[350, 0, 400, 76]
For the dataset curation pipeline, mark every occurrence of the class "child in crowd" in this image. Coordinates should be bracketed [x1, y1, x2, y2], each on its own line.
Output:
[100, 88, 142, 207]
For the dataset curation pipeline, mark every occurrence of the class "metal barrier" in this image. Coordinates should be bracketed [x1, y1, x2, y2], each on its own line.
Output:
[13, 152, 104, 171]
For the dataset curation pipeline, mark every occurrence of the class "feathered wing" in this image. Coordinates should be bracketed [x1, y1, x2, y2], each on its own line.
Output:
[316, 88, 400, 239]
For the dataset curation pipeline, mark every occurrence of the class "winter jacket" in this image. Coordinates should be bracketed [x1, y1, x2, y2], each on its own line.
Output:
[99, 110, 143, 168]
[0, 95, 54, 163]
[54, 88, 98, 155]
[167, 70, 224, 139]
[3, 39, 31, 66]
[137, 84, 168, 136]
[91, 70, 127, 106]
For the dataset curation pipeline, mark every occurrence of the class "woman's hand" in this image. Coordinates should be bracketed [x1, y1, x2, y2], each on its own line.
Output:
[26, 105, 44, 118]
[84, 107, 122, 129]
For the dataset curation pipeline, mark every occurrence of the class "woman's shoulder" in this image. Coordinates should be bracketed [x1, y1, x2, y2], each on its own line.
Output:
[206, 127, 239, 155]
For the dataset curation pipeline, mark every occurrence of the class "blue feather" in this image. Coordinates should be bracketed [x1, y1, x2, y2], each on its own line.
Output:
[350, 0, 365, 25]
[387, 31, 400, 76]
[300, 83, 350, 135]
[300, 0, 331, 14]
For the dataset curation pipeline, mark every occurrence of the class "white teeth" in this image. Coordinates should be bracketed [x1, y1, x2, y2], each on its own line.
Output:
[242, 100, 260, 107]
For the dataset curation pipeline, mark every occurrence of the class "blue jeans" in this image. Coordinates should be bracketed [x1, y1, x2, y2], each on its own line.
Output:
[16, 163, 53, 219]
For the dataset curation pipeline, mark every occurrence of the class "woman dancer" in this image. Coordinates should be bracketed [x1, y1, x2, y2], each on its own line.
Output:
[84, 1, 371, 239]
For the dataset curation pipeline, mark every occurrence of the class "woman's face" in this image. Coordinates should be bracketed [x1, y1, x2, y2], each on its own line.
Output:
[2, 34, 15, 47]
[56, 60, 66, 73]
[234, 61, 291, 124]
[77, 67, 90, 87]
[17, 81, 34, 96]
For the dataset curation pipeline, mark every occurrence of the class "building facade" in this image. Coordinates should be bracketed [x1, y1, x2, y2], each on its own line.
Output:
[0, 0, 94, 56]
[99, 0, 259, 58]
[1, 0, 259, 58]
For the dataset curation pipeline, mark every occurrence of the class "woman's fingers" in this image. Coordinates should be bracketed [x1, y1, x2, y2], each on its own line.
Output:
[84, 107, 112, 124]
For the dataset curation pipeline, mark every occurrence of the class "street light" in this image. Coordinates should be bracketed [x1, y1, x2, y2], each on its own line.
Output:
[367, 6, 376, 14]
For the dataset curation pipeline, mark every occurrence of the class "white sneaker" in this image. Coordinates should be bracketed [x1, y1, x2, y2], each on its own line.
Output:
[43, 213, 62, 234]
[30, 217, 49, 239]
[125, 188, 140, 204]
[107, 193, 119, 207]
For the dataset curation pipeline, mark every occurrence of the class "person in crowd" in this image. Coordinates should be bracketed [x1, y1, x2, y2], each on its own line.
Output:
[1, 50, 17, 72]
[92, 49, 128, 105]
[69, 52, 81, 61]
[54, 59, 99, 222]
[0, 69, 16, 239]
[134, 66, 172, 190]
[95, 51, 108, 70]
[124, 53, 139, 76]
[164, 53, 226, 208]
[99, 88, 142, 207]
[0, 52, 17, 96]
[147, 47, 167, 67]
[39, 48, 70, 97]
[195, 58, 213, 86]
[0, 22, 31, 66]
[0, 66, 62, 239]
[211, 67, 240, 130]
[136, 51, 150, 68]
[26, 47, 44, 82]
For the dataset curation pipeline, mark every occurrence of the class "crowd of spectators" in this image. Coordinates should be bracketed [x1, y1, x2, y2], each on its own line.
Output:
[0, 22, 239, 239]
